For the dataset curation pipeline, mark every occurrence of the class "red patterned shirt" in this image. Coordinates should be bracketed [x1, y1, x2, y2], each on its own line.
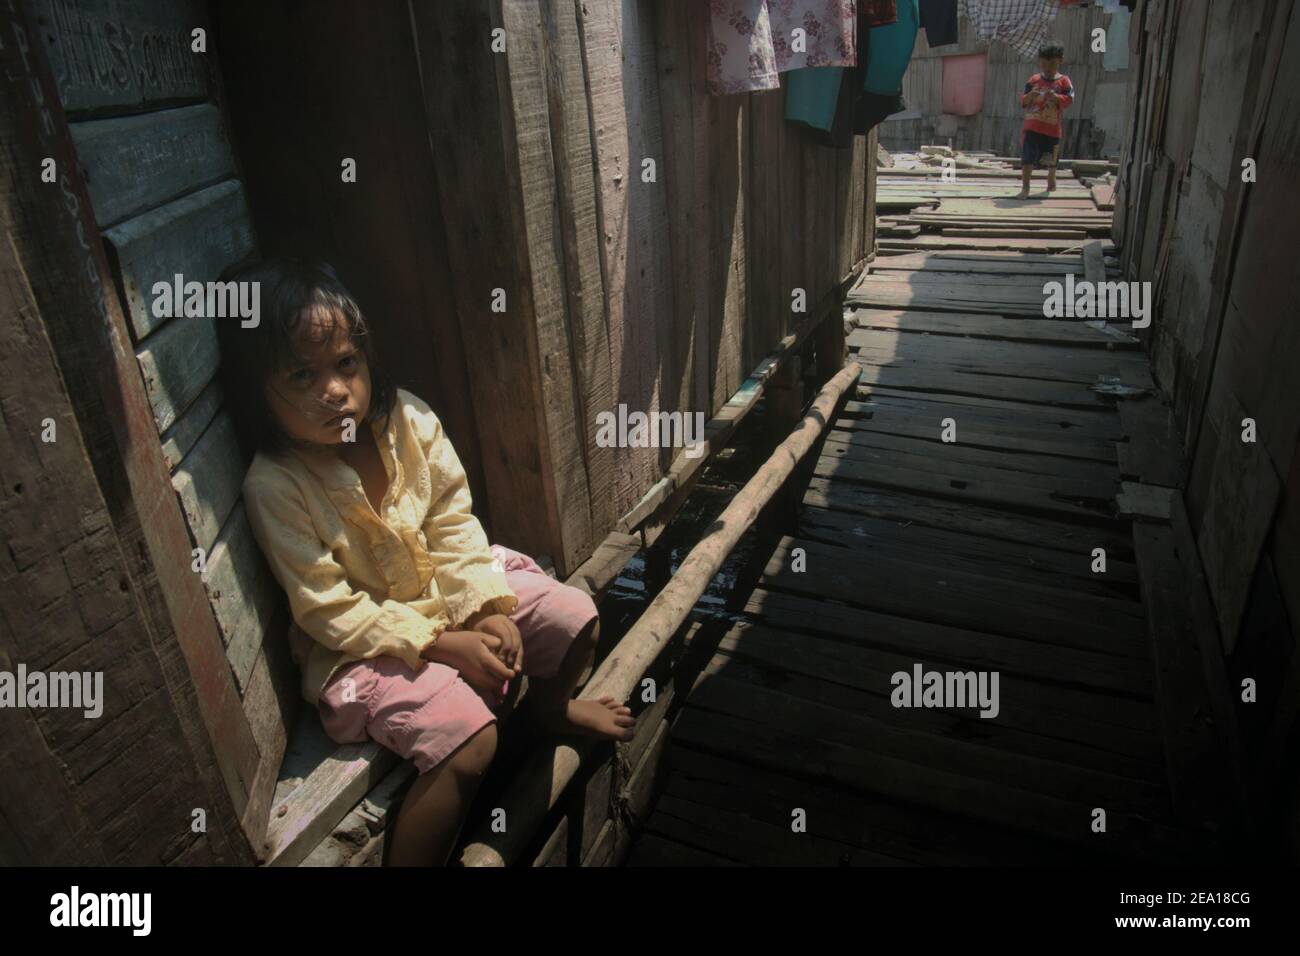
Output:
[1021, 72, 1074, 139]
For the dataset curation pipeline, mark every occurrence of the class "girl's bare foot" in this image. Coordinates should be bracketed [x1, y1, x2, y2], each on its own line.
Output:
[539, 696, 635, 741]
[1014, 189, 1030, 200]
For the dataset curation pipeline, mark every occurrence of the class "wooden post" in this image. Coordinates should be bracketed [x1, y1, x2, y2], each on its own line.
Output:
[759, 353, 805, 532]
[458, 363, 862, 866]
[814, 304, 848, 390]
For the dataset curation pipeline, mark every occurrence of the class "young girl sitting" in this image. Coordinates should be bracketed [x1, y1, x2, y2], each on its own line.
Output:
[216, 258, 635, 866]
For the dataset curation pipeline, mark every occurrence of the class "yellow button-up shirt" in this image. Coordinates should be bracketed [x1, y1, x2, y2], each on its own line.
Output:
[243, 389, 518, 706]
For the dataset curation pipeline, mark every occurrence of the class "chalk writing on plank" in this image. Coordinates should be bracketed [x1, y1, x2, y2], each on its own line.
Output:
[70, 104, 234, 227]
[106, 180, 256, 340]
[38, 0, 208, 111]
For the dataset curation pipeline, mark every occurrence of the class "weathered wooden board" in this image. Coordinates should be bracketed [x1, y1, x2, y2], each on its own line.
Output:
[104, 179, 256, 340]
[655, 747, 1108, 865]
[798, 504, 1137, 593]
[34, 0, 209, 113]
[627, 832, 740, 866]
[819, 431, 1118, 502]
[1091, 183, 1117, 209]
[648, 791, 910, 866]
[762, 537, 1145, 655]
[935, 197, 1106, 214]
[1117, 482, 1175, 521]
[859, 270, 1066, 295]
[879, 235, 1106, 252]
[673, 678, 1184, 859]
[848, 328, 1154, 388]
[1134, 494, 1243, 839]
[853, 388, 1126, 440]
[878, 167, 1078, 180]
[802, 478, 1134, 557]
[205, 504, 283, 694]
[866, 253, 1084, 275]
[69, 103, 236, 226]
[654, 0, 713, 429]
[264, 729, 399, 868]
[743, 588, 1155, 735]
[831, 416, 1118, 470]
[700, 630, 1159, 783]
[580, 0, 672, 502]
[844, 397, 1123, 448]
[158, 377, 222, 472]
[135, 314, 219, 433]
[171, 412, 246, 555]
[941, 228, 1090, 240]
[814, 444, 1109, 520]
[1117, 397, 1187, 487]
[852, 307, 1139, 348]
[851, 358, 1114, 408]
[879, 182, 1092, 196]
[499, 0, 603, 567]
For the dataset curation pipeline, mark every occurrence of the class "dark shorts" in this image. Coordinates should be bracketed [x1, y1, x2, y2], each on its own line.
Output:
[1022, 130, 1061, 168]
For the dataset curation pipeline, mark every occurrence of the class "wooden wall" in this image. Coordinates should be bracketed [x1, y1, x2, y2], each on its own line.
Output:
[883, 3, 1132, 158]
[218, 0, 874, 577]
[1115, 0, 1299, 841]
[0, 0, 293, 862]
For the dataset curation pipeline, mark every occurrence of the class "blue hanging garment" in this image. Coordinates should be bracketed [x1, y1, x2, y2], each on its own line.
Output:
[864, 0, 921, 95]
[784, 66, 846, 132]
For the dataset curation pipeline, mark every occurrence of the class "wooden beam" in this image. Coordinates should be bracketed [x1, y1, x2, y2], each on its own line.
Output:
[459, 363, 863, 866]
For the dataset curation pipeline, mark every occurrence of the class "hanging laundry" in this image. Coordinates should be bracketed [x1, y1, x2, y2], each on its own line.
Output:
[787, 0, 916, 146]
[941, 51, 987, 114]
[958, 0, 1062, 61]
[864, 0, 920, 94]
[707, 1, 857, 95]
[785, 65, 847, 134]
[919, 0, 959, 47]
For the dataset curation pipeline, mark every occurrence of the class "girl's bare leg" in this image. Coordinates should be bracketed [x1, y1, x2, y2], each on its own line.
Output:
[386, 723, 497, 866]
[527, 620, 635, 742]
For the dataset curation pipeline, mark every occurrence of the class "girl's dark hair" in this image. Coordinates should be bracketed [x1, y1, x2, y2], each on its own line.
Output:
[1039, 41, 1065, 60]
[214, 257, 396, 456]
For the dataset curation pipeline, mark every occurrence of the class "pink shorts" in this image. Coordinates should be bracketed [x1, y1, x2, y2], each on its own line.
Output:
[317, 544, 598, 774]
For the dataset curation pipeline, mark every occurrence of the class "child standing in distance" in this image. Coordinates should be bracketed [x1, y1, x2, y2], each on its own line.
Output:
[1016, 41, 1074, 200]
[216, 259, 634, 866]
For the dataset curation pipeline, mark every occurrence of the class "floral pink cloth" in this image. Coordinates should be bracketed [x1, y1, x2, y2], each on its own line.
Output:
[707, 0, 858, 95]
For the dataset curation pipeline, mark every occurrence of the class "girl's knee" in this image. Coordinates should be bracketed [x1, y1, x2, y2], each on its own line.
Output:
[449, 723, 497, 778]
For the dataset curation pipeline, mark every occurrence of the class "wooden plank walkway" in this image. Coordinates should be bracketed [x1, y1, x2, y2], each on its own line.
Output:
[625, 171, 1240, 865]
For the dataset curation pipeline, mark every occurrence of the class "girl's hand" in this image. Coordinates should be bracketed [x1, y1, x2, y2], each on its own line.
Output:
[472, 614, 523, 675]
[422, 629, 514, 696]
